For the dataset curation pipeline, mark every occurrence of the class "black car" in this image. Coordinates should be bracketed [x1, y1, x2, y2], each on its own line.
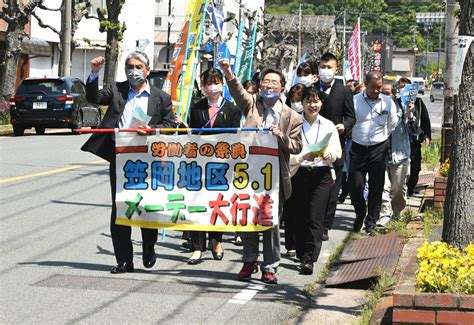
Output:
[9, 77, 101, 136]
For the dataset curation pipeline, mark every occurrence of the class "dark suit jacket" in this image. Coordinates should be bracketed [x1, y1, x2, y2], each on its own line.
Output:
[188, 98, 241, 130]
[316, 81, 356, 144]
[81, 77, 176, 162]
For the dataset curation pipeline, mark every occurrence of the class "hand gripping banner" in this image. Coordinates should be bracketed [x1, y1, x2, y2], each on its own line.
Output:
[114, 131, 280, 231]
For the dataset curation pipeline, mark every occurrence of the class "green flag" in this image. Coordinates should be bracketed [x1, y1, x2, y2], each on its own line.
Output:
[237, 22, 257, 82]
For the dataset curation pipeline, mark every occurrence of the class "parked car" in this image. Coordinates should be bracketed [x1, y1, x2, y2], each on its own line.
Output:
[9, 77, 100, 136]
[430, 81, 444, 102]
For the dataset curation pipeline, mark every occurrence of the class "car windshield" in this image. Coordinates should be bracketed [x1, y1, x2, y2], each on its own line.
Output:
[433, 83, 444, 90]
[17, 79, 67, 95]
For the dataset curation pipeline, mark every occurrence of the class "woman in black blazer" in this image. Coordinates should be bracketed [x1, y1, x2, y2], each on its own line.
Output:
[187, 67, 241, 264]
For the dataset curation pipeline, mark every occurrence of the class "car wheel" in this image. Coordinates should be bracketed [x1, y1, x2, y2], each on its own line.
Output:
[13, 126, 25, 136]
[35, 126, 46, 135]
[430, 95, 434, 102]
[72, 112, 83, 135]
[91, 110, 101, 129]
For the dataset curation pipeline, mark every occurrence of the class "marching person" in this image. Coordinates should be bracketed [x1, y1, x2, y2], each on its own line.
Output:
[287, 86, 341, 274]
[315, 52, 356, 241]
[396, 78, 431, 196]
[349, 71, 399, 235]
[219, 58, 303, 284]
[81, 52, 176, 273]
[186, 67, 241, 264]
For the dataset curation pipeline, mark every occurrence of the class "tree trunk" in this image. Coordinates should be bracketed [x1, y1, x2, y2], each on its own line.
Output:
[0, 26, 22, 103]
[102, 0, 123, 87]
[442, 0, 473, 249]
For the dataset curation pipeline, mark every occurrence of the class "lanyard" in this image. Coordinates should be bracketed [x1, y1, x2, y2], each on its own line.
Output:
[302, 119, 321, 144]
[202, 99, 226, 128]
[364, 97, 383, 116]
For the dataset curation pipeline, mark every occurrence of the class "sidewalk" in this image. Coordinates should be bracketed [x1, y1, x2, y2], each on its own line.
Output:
[295, 191, 426, 324]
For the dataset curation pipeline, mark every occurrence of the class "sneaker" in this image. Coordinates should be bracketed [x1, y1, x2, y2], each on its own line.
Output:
[286, 250, 296, 257]
[238, 262, 259, 281]
[376, 216, 391, 227]
[261, 271, 278, 284]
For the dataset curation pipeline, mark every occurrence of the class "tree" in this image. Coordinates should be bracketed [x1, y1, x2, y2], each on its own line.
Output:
[97, 0, 126, 86]
[442, 0, 473, 249]
[0, 0, 41, 103]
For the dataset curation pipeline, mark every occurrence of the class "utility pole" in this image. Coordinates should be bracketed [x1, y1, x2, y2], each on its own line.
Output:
[297, 3, 302, 60]
[441, 0, 460, 162]
[342, 10, 346, 61]
[62, 0, 72, 76]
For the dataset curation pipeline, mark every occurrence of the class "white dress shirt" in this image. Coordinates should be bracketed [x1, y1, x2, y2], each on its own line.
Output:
[352, 91, 399, 146]
[291, 114, 342, 169]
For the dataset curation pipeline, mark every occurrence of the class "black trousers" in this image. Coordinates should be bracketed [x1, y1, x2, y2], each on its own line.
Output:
[189, 231, 223, 251]
[407, 141, 422, 194]
[110, 160, 157, 264]
[323, 158, 344, 230]
[287, 166, 332, 263]
[348, 140, 389, 229]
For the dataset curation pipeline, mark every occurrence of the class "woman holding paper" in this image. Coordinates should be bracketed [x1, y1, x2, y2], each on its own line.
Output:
[286, 86, 342, 275]
[186, 67, 241, 265]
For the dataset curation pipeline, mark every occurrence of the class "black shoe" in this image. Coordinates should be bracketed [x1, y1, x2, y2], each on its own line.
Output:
[338, 193, 347, 203]
[187, 251, 202, 265]
[110, 262, 134, 274]
[322, 228, 329, 241]
[353, 214, 365, 232]
[143, 246, 156, 269]
[365, 226, 376, 236]
[212, 250, 224, 261]
[182, 240, 192, 251]
[300, 261, 314, 275]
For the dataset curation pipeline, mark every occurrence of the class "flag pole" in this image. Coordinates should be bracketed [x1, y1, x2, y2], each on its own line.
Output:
[183, 0, 210, 124]
[357, 17, 362, 80]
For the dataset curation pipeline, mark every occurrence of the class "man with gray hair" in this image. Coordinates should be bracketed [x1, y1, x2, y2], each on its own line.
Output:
[82, 52, 176, 273]
[348, 71, 399, 235]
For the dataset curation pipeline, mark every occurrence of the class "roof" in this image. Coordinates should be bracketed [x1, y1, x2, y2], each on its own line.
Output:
[266, 14, 336, 32]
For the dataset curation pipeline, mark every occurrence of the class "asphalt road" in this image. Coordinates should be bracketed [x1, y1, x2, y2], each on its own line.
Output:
[421, 94, 443, 131]
[0, 132, 354, 324]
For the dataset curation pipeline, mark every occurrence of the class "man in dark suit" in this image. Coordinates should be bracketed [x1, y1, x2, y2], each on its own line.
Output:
[81, 52, 176, 273]
[315, 53, 356, 240]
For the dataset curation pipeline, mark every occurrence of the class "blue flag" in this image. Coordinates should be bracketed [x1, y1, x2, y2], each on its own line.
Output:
[214, 42, 233, 102]
[207, 3, 224, 39]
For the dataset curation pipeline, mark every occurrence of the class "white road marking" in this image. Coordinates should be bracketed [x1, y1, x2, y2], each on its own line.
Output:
[227, 283, 265, 305]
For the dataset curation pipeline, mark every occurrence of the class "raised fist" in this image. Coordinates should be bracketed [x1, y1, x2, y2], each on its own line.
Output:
[90, 56, 105, 73]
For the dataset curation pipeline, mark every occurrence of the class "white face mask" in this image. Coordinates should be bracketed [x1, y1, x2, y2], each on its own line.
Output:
[318, 68, 335, 84]
[291, 102, 304, 113]
[296, 76, 314, 87]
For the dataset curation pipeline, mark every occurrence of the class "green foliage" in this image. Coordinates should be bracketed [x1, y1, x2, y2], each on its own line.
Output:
[354, 270, 396, 325]
[422, 207, 444, 239]
[422, 137, 441, 171]
[0, 102, 10, 125]
[265, 0, 445, 55]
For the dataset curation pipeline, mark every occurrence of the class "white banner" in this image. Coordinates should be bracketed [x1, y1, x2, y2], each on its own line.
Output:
[454, 35, 473, 91]
[114, 132, 280, 231]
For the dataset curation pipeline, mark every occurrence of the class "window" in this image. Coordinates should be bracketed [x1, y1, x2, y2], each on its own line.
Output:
[71, 81, 85, 95]
[155, 17, 162, 26]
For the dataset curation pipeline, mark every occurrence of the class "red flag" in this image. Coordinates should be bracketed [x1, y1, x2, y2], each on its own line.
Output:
[348, 20, 361, 81]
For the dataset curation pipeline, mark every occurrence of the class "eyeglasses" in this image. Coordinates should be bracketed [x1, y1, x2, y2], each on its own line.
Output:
[261, 79, 281, 87]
